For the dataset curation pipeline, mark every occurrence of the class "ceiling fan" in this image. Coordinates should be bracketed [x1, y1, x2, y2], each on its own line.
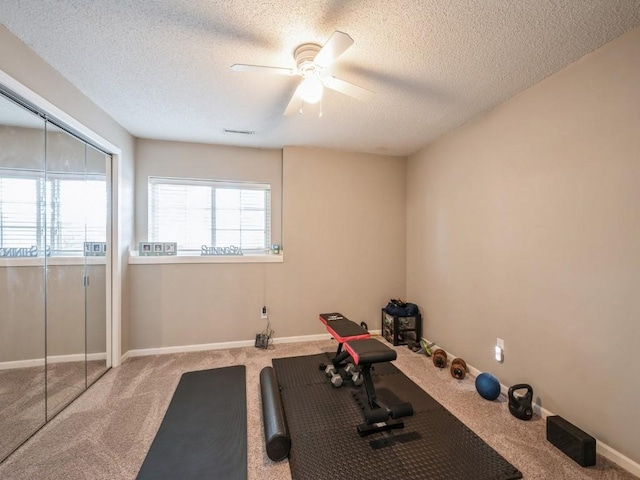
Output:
[231, 31, 375, 115]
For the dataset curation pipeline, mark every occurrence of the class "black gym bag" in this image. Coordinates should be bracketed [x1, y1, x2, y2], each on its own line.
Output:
[384, 299, 419, 317]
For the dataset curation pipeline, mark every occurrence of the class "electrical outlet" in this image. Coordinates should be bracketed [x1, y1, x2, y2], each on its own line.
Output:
[261, 306, 268, 319]
[495, 338, 504, 363]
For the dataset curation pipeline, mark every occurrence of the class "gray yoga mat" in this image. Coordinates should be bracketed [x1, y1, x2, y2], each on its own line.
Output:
[136, 365, 247, 480]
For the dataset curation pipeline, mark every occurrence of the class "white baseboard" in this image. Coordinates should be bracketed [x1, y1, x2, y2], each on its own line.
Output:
[0, 358, 45, 370]
[126, 339, 256, 358]
[423, 338, 640, 478]
[529, 401, 639, 476]
[119, 350, 131, 364]
[124, 331, 385, 359]
[0, 352, 107, 370]
[49, 352, 107, 363]
[595, 443, 640, 477]
[124, 332, 333, 358]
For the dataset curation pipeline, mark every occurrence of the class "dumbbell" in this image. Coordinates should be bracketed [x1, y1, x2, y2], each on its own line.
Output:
[450, 357, 467, 379]
[345, 363, 364, 386]
[433, 349, 448, 368]
[324, 364, 343, 388]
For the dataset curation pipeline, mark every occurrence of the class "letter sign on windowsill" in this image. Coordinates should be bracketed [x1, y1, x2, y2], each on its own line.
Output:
[201, 245, 244, 256]
[0, 245, 51, 257]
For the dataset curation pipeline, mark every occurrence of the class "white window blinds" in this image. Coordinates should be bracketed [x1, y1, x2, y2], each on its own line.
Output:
[148, 177, 271, 253]
[49, 176, 107, 254]
[0, 175, 41, 248]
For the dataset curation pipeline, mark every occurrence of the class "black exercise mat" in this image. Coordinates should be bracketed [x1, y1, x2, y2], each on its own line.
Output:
[136, 366, 247, 480]
[272, 353, 522, 480]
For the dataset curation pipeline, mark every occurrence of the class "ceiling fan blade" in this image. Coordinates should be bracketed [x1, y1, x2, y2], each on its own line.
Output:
[324, 76, 375, 102]
[283, 83, 304, 116]
[313, 31, 354, 68]
[231, 64, 296, 76]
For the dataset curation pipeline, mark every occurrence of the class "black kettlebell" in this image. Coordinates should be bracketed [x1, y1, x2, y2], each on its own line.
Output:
[508, 384, 533, 421]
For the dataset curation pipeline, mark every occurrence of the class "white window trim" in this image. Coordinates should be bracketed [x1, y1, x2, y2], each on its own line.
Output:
[128, 251, 283, 264]
[147, 176, 272, 255]
[0, 256, 107, 267]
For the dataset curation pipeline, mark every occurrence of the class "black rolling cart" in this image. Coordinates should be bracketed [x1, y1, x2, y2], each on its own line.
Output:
[381, 308, 422, 346]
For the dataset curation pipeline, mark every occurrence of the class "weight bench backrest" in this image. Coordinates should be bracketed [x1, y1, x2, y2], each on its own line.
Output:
[319, 313, 370, 343]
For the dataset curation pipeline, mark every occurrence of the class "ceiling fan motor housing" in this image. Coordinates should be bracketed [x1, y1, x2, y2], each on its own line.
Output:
[294, 43, 323, 78]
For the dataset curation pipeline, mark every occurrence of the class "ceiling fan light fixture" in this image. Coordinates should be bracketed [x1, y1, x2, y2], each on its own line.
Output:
[299, 75, 324, 104]
[232, 31, 373, 116]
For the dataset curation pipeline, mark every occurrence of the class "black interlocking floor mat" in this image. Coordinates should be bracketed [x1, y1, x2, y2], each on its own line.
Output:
[136, 366, 247, 480]
[272, 353, 522, 480]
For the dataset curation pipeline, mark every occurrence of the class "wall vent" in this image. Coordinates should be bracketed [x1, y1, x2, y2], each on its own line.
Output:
[224, 129, 255, 135]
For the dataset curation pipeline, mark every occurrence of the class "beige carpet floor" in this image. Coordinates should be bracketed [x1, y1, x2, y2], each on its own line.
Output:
[0, 360, 108, 462]
[0, 338, 636, 480]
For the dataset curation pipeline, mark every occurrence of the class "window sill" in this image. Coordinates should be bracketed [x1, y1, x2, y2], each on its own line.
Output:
[0, 256, 107, 267]
[128, 252, 284, 265]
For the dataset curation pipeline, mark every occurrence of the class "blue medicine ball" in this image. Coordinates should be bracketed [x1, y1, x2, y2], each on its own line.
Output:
[475, 372, 501, 400]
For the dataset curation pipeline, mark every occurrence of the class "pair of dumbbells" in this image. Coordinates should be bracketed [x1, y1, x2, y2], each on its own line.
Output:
[432, 348, 467, 379]
[324, 363, 364, 388]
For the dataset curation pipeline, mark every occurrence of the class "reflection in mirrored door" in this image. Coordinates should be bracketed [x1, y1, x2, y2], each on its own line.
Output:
[0, 95, 47, 461]
[45, 123, 88, 418]
[85, 144, 109, 387]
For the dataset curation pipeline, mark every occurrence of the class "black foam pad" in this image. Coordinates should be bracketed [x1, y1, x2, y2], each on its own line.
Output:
[260, 366, 291, 461]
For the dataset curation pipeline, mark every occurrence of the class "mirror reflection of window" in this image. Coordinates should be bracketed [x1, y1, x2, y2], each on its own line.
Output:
[0, 170, 106, 256]
[0, 175, 40, 248]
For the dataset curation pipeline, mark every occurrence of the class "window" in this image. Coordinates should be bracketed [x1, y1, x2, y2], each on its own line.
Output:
[0, 168, 107, 255]
[148, 177, 271, 254]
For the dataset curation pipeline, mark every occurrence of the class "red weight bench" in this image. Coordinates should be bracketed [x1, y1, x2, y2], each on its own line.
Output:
[319, 312, 370, 387]
[319, 312, 370, 362]
[344, 338, 414, 436]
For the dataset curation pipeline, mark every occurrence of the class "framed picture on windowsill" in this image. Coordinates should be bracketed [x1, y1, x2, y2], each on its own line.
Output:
[139, 242, 153, 256]
[139, 242, 177, 256]
[85, 242, 107, 256]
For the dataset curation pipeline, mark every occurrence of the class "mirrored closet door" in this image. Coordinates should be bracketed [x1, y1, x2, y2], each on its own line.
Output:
[0, 91, 111, 461]
[0, 95, 47, 463]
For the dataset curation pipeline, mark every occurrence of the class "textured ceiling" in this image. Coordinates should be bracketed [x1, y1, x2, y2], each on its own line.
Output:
[1, 1, 639, 156]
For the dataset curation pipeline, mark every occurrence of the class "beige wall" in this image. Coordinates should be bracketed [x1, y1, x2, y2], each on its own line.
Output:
[0, 264, 106, 362]
[279, 147, 406, 329]
[407, 27, 640, 463]
[0, 266, 45, 362]
[129, 145, 406, 348]
[46, 265, 107, 357]
[0, 25, 136, 356]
